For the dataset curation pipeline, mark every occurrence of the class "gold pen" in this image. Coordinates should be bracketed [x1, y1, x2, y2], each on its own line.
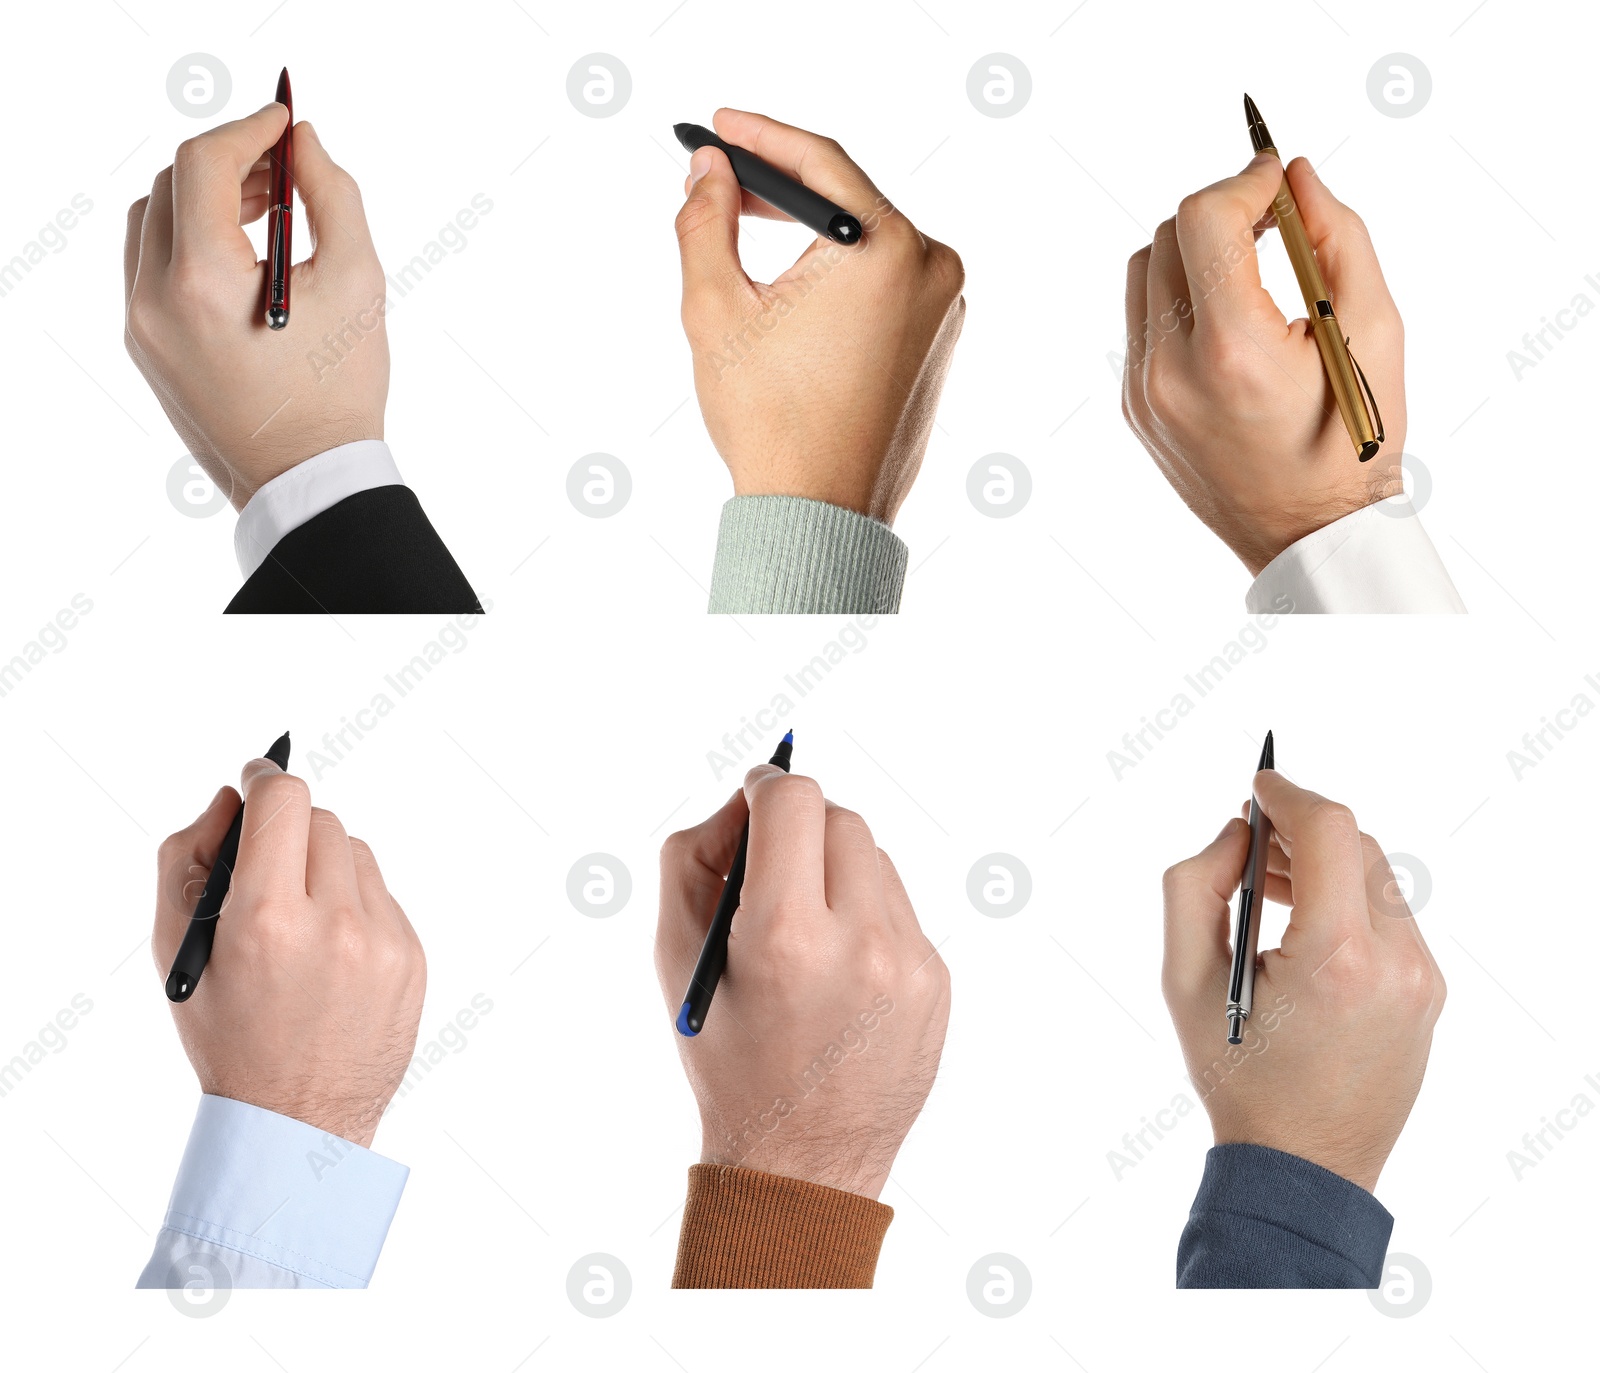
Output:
[1244, 93, 1384, 462]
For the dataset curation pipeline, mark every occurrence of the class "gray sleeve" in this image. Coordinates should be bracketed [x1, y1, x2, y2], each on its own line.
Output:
[708, 496, 908, 614]
[1176, 1144, 1394, 1288]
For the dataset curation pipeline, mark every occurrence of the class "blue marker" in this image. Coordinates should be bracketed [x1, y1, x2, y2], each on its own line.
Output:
[676, 730, 794, 1036]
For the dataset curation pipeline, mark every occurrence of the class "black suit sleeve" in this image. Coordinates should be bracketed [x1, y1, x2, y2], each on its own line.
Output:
[226, 485, 481, 614]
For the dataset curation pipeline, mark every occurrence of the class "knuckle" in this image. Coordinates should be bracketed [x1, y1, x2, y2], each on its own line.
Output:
[1144, 348, 1185, 420]
[166, 262, 215, 311]
[1390, 950, 1442, 1014]
[1193, 333, 1257, 388]
[125, 294, 161, 351]
[253, 771, 311, 813]
[172, 137, 216, 177]
[925, 242, 966, 298]
[1308, 801, 1360, 847]
[1174, 191, 1210, 239]
[659, 826, 697, 869]
[771, 772, 824, 809]
[674, 194, 724, 244]
[826, 806, 874, 845]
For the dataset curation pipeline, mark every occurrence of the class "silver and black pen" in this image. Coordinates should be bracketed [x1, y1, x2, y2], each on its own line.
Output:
[1225, 730, 1275, 1045]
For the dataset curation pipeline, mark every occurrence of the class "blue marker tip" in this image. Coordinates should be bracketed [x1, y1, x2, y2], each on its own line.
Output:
[782, 730, 793, 743]
[676, 1002, 698, 1037]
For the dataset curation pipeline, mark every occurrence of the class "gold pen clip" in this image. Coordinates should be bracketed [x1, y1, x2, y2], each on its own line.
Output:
[1346, 336, 1384, 460]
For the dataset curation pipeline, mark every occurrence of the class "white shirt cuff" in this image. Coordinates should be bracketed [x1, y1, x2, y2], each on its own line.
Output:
[1246, 499, 1466, 614]
[136, 1094, 408, 1289]
[234, 440, 403, 580]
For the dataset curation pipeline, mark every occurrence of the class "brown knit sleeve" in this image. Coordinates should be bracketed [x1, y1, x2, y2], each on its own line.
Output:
[671, 1164, 894, 1288]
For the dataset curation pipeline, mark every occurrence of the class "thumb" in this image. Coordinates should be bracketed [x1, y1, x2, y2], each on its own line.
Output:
[1283, 155, 1398, 326]
[1161, 817, 1250, 1003]
[674, 146, 751, 323]
[152, 785, 241, 972]
[293, 121, 377, 269]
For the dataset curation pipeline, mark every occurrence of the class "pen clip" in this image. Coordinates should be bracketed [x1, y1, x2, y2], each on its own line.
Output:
[1345, 337, 1385, 447]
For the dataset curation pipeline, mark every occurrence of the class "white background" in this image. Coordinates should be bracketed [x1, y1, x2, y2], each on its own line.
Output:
[1, 0, 1595, 1368]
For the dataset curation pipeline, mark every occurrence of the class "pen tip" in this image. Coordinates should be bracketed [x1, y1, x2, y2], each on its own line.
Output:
[782, 730, 794, 744]
[1259, 731, 1275, 771]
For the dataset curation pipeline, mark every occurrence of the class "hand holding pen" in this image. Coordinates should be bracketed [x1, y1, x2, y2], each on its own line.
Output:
[124, 90, 389, 510]
[654, 756, 951, 1200]
[1161, 768, 1446, 1193]
[153, 753, 426, 1148]
[674, 108, 966, 526]
[1121, 125, 1408, 576]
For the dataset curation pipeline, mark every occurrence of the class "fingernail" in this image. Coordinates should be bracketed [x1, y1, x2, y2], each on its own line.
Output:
[688, 148, 714, 187]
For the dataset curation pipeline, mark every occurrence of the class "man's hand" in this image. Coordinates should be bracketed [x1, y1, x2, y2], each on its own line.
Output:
[655, 767, 951, 1199]
[125, 104, 389, 510]
[1161, 769, 1445, 1192]
[153, 759, 426, 1148]
[1123, 154, 1406, 574]
[675, 108, 965, 524]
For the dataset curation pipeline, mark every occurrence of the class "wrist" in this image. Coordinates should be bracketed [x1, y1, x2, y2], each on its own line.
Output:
[700, 1130, 893, 1201]
[215, 1086, 389, 1150]
[225, 420, 387, 513]
[730, 470, 895, 526]
[1211, 1125, 1385, 1195]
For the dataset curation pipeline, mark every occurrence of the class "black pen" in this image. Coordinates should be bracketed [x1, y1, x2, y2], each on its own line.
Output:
[673, 123, 863, 245]
[265, 67, 293, 329]
[676, 730, 794, 1037]
[165, 733, 291, 1003]
[1225, 730, 1275, 1045]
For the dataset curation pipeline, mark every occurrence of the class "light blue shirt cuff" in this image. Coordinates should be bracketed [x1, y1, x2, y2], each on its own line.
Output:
[136, 1094, 408, 1289]
[233, 439, 404, 581]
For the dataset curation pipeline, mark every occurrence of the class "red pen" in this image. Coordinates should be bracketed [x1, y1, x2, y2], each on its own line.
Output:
[265, 67, 293, 329]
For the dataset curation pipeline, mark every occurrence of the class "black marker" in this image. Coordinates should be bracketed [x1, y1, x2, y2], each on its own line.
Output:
[673, 123, 863, 245]
[164, 732, 291, 1003]
[677, 730, 794, 1037]
[1225, 730, 1275, 1044]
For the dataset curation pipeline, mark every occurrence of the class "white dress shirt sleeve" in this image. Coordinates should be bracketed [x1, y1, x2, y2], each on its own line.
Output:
[1246, 499, 1466, 614]
[136, 1094, 408, 1290]
[233, 440, 404, 581]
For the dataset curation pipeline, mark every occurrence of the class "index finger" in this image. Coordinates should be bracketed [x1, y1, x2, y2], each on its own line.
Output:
[171, 101, 289, 266]
[711, 108, 890, 225]
[1252, 770, 1370, 950]
[741, 766, 827, 917]
[232, 759, 311, 903]
[1174, 153, 1287, 336]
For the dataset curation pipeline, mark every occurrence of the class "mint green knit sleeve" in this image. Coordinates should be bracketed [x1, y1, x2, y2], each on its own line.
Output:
[708, 496, 908, 614]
